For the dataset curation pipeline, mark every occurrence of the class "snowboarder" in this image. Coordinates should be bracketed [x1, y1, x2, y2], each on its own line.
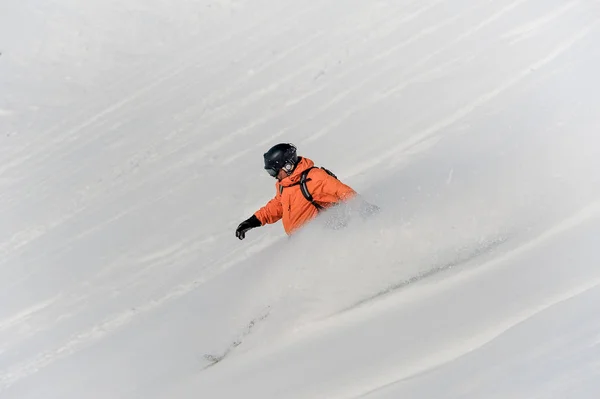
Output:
[235, 143, 379, 240]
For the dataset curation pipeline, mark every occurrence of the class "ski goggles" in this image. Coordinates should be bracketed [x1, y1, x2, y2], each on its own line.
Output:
[265, 167, 278, 177]
[265, 162, 293, 178]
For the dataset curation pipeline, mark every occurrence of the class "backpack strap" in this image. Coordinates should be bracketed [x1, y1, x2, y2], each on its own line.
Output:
[299, 168, 324, 211]
[280, 167, 335, 211]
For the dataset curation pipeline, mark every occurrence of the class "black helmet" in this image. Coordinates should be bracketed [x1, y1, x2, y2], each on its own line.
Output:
[264, 143, 298, 177]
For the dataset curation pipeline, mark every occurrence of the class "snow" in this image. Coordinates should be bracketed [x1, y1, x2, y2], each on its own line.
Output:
[1, 0, 600, 398]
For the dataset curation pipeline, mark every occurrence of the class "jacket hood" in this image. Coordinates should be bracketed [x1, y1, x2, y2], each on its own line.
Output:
[278, 157, 314, 187]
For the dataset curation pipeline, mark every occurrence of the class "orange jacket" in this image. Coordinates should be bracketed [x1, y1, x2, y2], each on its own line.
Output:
[254, 157, 356, 235]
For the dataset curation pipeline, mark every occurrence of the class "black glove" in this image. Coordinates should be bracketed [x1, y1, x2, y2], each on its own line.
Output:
[235, 215, 262, 240]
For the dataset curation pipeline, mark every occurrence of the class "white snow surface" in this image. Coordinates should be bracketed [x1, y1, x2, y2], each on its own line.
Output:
[1, 0, 600, 398]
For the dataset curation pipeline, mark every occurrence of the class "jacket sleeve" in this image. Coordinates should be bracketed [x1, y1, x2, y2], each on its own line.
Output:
[313, 169, 357, 201]
[254, 195, 283, 225]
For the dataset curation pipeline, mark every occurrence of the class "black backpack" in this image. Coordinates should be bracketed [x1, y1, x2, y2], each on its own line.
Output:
[298, 167, 338, 211]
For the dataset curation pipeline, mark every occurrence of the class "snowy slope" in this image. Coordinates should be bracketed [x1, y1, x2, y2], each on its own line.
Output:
[1, 0, 600, 398]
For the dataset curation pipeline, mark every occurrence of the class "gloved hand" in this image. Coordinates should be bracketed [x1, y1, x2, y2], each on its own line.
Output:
[235, 215, 262, 240]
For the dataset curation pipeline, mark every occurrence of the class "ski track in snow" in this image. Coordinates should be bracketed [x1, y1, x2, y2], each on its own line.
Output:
[164, 200, 600, 399]
[344, 203, 600, 398]
[355, 280, 600, 399]
[348, 19, 598, 177]
[0, 232, 281, 390]
[302, 200, 600, 334]
[301, 0, 534, 145]
[501, 0, 581, 44]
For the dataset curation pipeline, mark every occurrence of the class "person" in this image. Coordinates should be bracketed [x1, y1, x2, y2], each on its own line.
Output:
[235, 143, 379, 240]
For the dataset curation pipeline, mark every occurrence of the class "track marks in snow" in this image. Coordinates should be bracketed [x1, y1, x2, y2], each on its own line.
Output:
[0, 297, 59, 334]
[502, 0, 581, 44]
[0, 286, 205, 389]
[340, 236, 509, 314]
[299, 0, 534, 145]
[358, 200, 600, 317]
[216, 1, 487, 163]
[0, 1, 304, 205]
[344, 19, 599, 178]
[170, 1, 471, 165]
[203, 307, 271, 369]
[0, 232, 280, 390]
[355, 280, 600, 399]
[170, 2, 442, 159]
[317, 201, 600, 399]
